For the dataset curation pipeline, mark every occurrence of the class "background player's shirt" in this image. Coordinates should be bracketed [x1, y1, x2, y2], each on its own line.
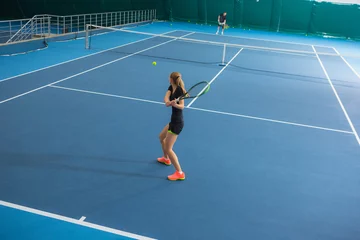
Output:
[219, 13, 226, 23]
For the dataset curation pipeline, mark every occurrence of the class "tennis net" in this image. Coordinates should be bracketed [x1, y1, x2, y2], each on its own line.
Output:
[84, 24, 360, 85]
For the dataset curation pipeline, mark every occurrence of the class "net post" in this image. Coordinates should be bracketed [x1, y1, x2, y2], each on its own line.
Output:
[219, 44, 226, 66]
[85, 24, 90, 49]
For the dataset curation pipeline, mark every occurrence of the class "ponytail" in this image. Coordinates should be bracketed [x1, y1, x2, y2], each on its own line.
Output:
[178, 77, 186, 94]
[170, 72, 188, 96]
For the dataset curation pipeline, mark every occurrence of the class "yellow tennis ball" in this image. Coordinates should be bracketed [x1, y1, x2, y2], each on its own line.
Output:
[152, 61, 157, 66]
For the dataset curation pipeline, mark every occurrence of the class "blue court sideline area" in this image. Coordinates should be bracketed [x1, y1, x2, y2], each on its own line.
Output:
[1, 21, 360, 240]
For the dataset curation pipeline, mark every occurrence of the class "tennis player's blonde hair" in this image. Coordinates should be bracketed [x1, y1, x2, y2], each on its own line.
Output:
[170, 72, 186, 94]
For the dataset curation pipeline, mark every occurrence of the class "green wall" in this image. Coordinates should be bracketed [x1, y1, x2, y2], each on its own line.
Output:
[1, 0, 359, 40]
[169, 0, 360, 40]
[0, 0, 168, 20]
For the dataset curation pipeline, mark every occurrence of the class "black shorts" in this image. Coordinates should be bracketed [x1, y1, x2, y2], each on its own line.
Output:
[168, 121, 184, 135]
[218, 22, 225, 28]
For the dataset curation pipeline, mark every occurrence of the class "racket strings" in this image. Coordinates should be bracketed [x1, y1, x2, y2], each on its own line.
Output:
[186, 82, 209, 98]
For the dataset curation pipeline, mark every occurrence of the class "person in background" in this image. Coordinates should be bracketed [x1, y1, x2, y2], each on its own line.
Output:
[216, 12, 227, 35]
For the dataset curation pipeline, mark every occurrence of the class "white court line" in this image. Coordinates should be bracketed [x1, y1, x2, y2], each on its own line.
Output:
[49, 85, 165, 105]
[0, 200, 156, 240]
[177, 28, 333, 48]
[332, 47, 360, 80]
[48, 85, 353, 135]
[0, 32, 195, 105]
[0, 29, 178, 83]
[187, 48, 243, 108]
[188, 106, 353, 134]
[312, 45, 360, 145]
[79, 216, 86, 222]
[123, 23, 152, 30]
[90, 25, 328, 58]
[244, 47, 316, 58]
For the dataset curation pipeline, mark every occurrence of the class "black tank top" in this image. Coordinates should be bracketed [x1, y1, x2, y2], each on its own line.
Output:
[168, 85, 184, 123]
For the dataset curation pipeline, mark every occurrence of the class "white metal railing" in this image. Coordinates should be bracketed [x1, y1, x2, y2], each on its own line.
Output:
[0, 18, 32, 43]
[6, 15, 51, 43]
[47, 9, 156, 35]
[1, 9, 156, 44]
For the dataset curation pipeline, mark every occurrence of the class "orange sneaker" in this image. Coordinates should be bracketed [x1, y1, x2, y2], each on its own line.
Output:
[167, 171, 185, 181]
[157, 157, 171, 166]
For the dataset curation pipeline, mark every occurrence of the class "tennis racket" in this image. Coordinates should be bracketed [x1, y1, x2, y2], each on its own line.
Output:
[176, 81, 210, 103]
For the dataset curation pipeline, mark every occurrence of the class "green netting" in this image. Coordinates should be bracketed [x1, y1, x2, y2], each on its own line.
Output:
[197, 0, 207, 24]
[169, 0, 235, 25]
[2, 0, 167, 20]
[205, 0, 234, 25]
[0, 0, 23, 19]
[170, 0, 199, 22]
[278, 0, 313, 33]
[233, 0, 242, 28]
[168, 0, 360, 40]
[310, 2, 360, 39]
[242, 0, 273, 29]
[2, 0, 360, 40]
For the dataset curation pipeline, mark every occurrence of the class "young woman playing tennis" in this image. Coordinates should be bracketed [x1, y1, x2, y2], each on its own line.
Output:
[157, 72, 186, 181]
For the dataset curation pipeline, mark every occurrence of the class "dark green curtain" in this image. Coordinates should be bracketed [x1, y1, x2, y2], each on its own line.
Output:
[1, 0, 168, 20]
[169, 0, 360, 40]
[2, 0, 359, 39]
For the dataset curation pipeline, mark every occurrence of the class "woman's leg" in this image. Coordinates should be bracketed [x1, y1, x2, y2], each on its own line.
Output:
[165, 131, 185, 181]
[165, 132, 182, 172]
[159, 124, 169, 158]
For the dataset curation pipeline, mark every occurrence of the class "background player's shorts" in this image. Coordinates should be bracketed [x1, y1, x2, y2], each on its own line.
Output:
[168, 121, 184, 135]
[218, 22, 225, 28]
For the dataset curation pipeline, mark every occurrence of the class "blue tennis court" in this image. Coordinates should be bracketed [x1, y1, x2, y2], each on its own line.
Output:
[1, 21, 360, 240]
